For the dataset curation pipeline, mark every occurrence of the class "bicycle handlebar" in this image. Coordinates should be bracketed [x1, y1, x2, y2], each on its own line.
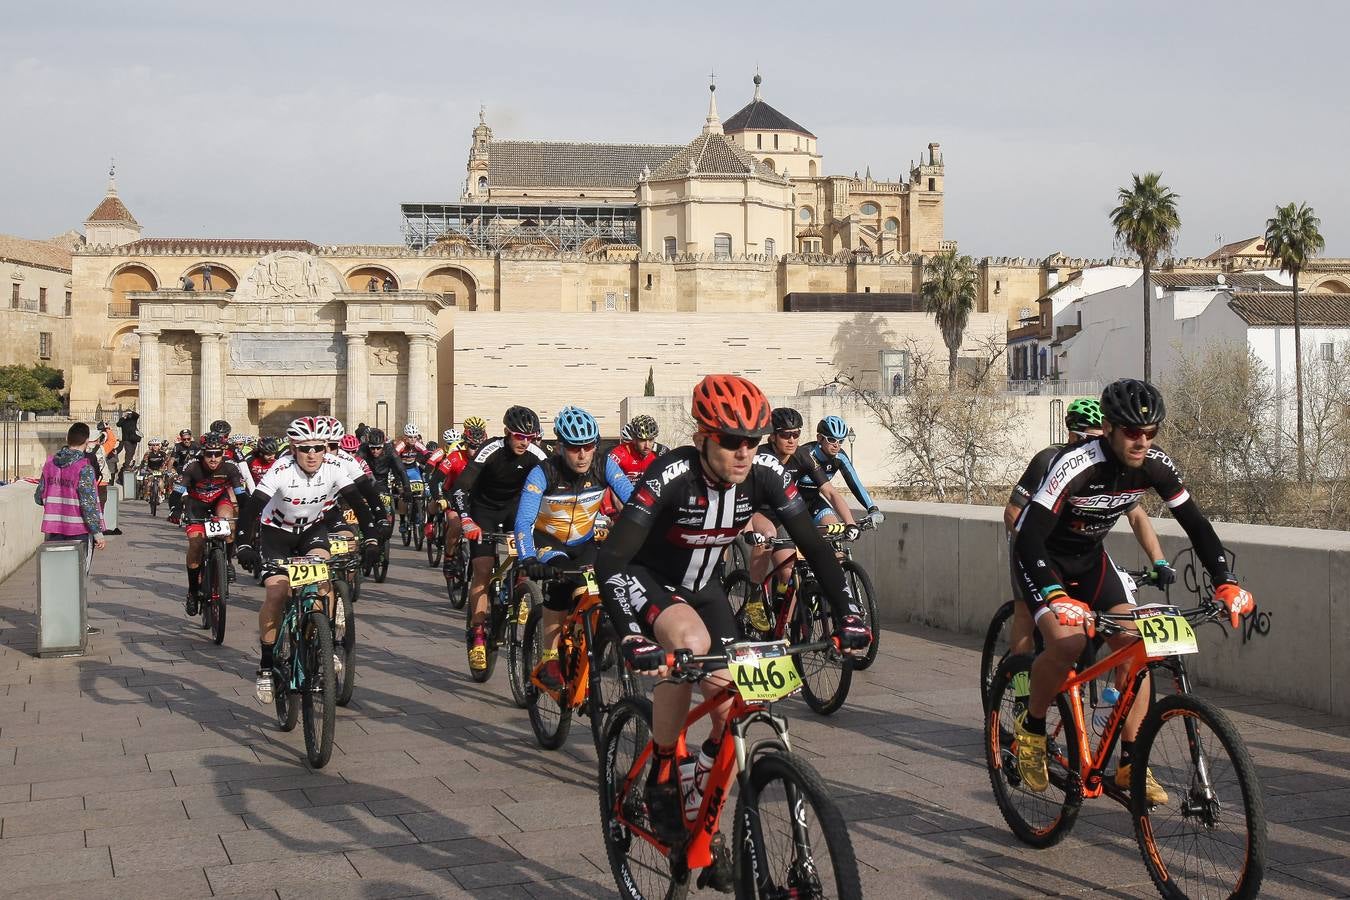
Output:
[1093, 598, 1228, 637]
[657, 639, 836, 681]
[743, 517, 877, 549]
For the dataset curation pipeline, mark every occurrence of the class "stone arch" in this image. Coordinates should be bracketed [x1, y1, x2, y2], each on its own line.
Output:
[104, 321, 141, 352]
[346, 265, 399, 292]
[112, 388, 139, 407]
[180, 262, 240, 292]
[808, 160, 818, 177]
[418, 265, 478, 311]
[108, 262, 158, 318]
[763, 158, 776, 172]
[1308, 275, 1350, 294]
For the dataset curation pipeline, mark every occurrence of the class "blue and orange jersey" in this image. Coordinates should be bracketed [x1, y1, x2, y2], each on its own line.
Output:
[514, 453, 632, 561]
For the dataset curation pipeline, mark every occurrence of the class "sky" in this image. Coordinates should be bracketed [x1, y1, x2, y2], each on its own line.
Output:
[3, 0, 1347, 259]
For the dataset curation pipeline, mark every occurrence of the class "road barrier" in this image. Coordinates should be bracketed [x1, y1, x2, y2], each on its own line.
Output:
[37, 541, 87, 657]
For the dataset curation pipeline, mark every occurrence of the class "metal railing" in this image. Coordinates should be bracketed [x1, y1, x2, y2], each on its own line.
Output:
[108, 301, 139, 318]
[1004, 379, 1102, 397]
[0, 403, 20, 483]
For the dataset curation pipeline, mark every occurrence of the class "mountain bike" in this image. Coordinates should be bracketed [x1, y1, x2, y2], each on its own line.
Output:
[444, 533, 469, 610]
[363, 493, 393, 584]
[425, 507, 444, 567]
[468, 533, 536, 706]
[723, 522, 869, 716]
[269, 555, 338, 768]
[985, 597, 1266, 899]
[146, 468, 165, 516]
[408, 471, 427, 551]
[185, 515, 230, 645]
[600, 638, 862, 898]
[524, 564, 637, 751]
[326, 536, 360, 707]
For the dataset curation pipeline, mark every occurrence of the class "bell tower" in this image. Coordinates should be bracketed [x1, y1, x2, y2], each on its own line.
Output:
[467, 106, 492, 200]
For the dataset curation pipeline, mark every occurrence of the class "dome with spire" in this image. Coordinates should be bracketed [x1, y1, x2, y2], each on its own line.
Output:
[85, 165, 138, 226]
[722, 74, 815, 138]
[648, 81, 786, 182]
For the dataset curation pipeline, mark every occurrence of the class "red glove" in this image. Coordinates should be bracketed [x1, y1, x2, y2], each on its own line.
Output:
[461, 516, 482, 542]
[1045, 592, 1094, 638]
[1214, 583, 1255, 629]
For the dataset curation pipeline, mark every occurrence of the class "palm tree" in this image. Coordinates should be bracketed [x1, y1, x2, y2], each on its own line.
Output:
[1264, 202, 1325, 483]
[921, 249, 979, 386]
[1110, 173, 1181, 381]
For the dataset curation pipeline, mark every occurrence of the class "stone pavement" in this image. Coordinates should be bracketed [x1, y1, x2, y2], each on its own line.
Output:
[0, 505, 1346, 898]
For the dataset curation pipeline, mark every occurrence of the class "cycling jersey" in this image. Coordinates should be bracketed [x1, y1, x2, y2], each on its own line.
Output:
[1007, 444, 1065, 511]
[450, 437, 548, 516]
[608, 442, 671, 484]
[796, 442, 875, 510]
[247, 454, 278, 485]
[594, 447, 861, 640]
[248, 455, 359, 532]
[178, 459, 248, 506]
[1014, 438, 1231, 599]
[143, 450, 169, 472]
[514, 453, 633, 561]
[427, 447, 470, 501]
[359, 442, 411, 497]
[171, 442, 196, 473]
[393, 437, 428, 471]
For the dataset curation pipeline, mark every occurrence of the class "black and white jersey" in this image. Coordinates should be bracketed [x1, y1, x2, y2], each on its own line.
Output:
[451, 437, 548, 514]
[256, 455, 356, 531]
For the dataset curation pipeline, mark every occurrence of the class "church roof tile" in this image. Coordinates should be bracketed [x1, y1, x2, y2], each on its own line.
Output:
[722, 99, 814, 138]
[85, 194, 138, 225]
[487, 141, 683, 190]
[649, 132, 785, 181]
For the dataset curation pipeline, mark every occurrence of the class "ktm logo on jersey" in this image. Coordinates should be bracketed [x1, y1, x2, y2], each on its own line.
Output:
[660, 459, 691, 484]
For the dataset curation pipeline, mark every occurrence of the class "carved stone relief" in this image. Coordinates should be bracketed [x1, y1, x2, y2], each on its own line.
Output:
[367, 333, 403, 373]
[229, 333, 347, 372]
[163, 332, 199, 374]
[236, 252, 343, 304]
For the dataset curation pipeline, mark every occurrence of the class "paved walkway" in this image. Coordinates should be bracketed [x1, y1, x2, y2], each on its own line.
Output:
[0, 505, 1345, 898]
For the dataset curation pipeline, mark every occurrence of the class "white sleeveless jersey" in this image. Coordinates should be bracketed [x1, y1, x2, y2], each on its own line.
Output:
[257, 455, 356, 531]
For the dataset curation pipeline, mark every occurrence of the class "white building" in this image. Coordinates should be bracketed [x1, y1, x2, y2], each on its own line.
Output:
[1007, 265, 1142, 384]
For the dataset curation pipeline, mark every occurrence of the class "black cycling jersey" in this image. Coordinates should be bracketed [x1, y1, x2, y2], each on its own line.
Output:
[757, 444, 830, 490]
[795, 441, 876, 509]
[595, 446, 861, 640]
[1014, 437, 1231, 597]
[143, 450, 169, 472]
[450, 437, 548, 516]
[1008, 444, 1064, 510]
[171, 442, 196, 473]
[358, 442, 411, 497]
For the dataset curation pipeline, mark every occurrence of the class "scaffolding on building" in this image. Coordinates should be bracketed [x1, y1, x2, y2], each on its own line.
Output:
[400, 202, 640, 253]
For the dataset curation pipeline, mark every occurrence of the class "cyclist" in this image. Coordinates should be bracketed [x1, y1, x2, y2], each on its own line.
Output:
[322, 420, 388, 548]
[513, 406, 633, 689]
[595, 375, 871, 843]
[247, 437, 280, 485]
[393, 424, 429, 537]
[461, 416, 489, 453]
[1012, 379, 1256, 805]
[426, 427, 472, 584]
[742, 406, 861, 632]
[608, 414, 669, 484]
[139, 438, 170, 501]
[796, 415, 883, 526]
[171, 429, 196, 473]
[236, 417, 381, 704]
[358, 427, 411, 515]
[1001, 398, 1172, 666]
[167, 432, 249, 615]
[450, 405, 548, 672]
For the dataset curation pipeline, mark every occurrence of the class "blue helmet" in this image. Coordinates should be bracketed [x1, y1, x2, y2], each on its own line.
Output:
[817, 415, 849, 441]
[553, 405, 600, 445]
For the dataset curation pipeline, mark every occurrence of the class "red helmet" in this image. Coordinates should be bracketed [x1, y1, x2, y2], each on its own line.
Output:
[339, 434, 360, 452]
[691, 374, 772, 438]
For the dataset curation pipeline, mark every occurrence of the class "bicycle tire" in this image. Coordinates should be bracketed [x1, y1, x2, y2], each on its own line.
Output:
[984, 654, 1082, 848]
[447, 543, 468, 609]
[374, 541, 390, 583]
[723, 569, 771, 640]
[468, 591, 503, 684]
[793, 580, 852, 716]
[589, 619, 635, 752]
[301, 610, 337, 769]
[507, 579, 541, 709]
[599, 696, 685, 900]
[842, 559, 880, 671]
[334, 581, 357, 707]
[148, 483, 159, 517]
[733, 750, 862, 898]
[524, 605, 571, 750]
[208, 545, 227, 646]
[980, 601, 1017, 711]
[1131, 693, 1266, 900]
[413, 501, 425, 551]
[427, 518, 442, 567]
[274, 627, 299, 732]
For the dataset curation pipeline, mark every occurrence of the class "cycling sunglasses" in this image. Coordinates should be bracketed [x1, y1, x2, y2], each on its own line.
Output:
[563, 441, 598, 452]
[201, 451, 224, 458]
[294, 444, 327, 454]
[775, 429, 802, 440]
[819, 435, 844, 445]
[510, 431, 540, 442]
[1119, 425, 1160, 441]
[711, 433, 759, 451]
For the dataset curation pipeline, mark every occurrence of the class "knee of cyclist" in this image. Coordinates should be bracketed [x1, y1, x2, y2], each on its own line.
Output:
[673, 627, 711, 656]
[1047, 631, 1087, 662]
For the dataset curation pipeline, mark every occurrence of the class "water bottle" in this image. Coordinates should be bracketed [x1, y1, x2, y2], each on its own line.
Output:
[1092, 686, 1120, 735]
[679, 748, 716, 822]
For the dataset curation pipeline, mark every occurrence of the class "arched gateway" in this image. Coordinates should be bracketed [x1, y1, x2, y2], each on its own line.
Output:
[129, 251, 450, 438]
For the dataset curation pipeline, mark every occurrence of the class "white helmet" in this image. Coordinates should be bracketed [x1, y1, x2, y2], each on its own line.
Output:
[442, 427, 462, 445]
[619, 422, 634, 443]
[325, 417, 346, 439]
[403, 423, 419, 437]
[286, 416, 325, 442]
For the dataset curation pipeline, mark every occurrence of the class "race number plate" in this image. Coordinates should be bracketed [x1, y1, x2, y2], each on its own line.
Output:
[287, 559, 329, 587]
[582, 568, 600, 595]
[328, 539, 352, 555]
[410, 481, 425, 494]
[504, 535, 518, 558]
[727, 640, 802, 702]
[342, 508, 358, 525]
[204, 518, 231, 538]
[1134, 604, 1198, 657]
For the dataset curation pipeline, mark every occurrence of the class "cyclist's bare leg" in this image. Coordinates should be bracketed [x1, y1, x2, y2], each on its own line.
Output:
[1010, 599, 1035, 657]
[746, 513, 776, 583]
[650, 605, 733, 748]
[468, 556, 493, 628]
[260, 576, 289, 643]
[443, 512, 462, 556]
[1104, 602, 1148, 742]
[1028, 615, 1088, 720]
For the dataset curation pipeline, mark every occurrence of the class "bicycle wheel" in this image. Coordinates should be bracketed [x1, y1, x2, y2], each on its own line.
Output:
[1131, 693, 1266, 900]
[427, 518, 442, 567]
[413, 500, 425, 551]
[984, 654, 1082, 847]
[599, 697, 685, 900]
[207, 545, 227, 646]
[468, 589, 503, 684]
[723, 569, 771, 640]
[733, 750, 862, 898]
[589, 617, 636, 751]
[274, 626, 300, 732]
[334, 581, 357, 707]
[448, 542, 468, 610]
[374, 541, 390, 583]
[980, 601, 1017, 711]
[524, 605, 571, 750]
[149, 482, 160, 517]
[841, 560, 880, 671]
[301, 610, 337, 769]
[793, 580, 852, 716]
[507, 579, 542, 708]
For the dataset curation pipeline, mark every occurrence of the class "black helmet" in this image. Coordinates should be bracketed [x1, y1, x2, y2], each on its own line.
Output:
[771, 407, 804, 432]
[210, 419, 231, 435]
[200, 432, 224, 450]
[178, 428, 192, 439]
[257, 436, 279, 456]
[365, 427, 386, 446]
[503, 405, 541, 435]
[1100, 379, 1166, 427]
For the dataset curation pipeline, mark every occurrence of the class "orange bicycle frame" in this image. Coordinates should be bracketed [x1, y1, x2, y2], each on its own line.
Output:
[1054, 634, 1154, 798]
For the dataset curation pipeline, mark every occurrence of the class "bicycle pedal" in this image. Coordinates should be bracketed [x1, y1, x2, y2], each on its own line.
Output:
[697, 834, 735, 893]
